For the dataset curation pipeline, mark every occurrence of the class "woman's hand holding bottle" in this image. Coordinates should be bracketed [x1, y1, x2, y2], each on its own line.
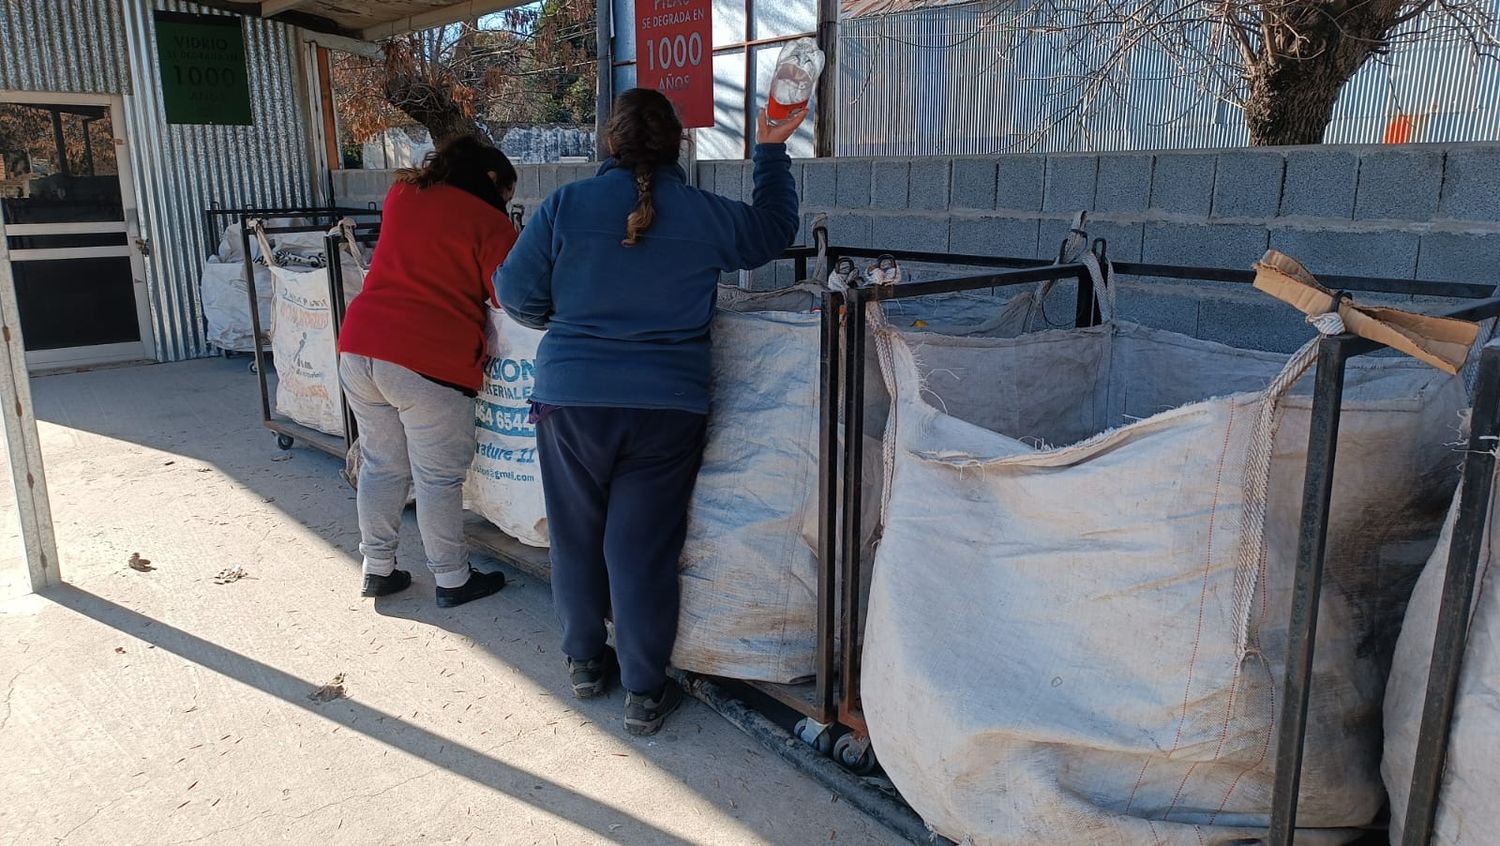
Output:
[757, 107, 807, 145]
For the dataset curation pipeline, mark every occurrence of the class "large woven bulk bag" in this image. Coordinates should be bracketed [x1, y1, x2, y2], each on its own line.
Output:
[1383, 466, 1500, 846]
[258, 227, 365, 437]
[200, 259, 271, 353]
[672, 286, 824, 683]
[863, 317, 1464, 845]
[465, 306, 549, 548]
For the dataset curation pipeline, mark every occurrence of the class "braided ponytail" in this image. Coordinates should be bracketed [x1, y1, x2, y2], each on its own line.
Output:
[623, 165, 656, 247]
[605, 89, 684, 248]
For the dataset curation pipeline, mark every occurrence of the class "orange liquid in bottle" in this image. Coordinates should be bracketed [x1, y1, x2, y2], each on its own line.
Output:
[767, 97, 808, 121]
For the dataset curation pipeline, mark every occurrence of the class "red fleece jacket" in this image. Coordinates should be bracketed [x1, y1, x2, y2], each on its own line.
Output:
[339, 181, 517, 391]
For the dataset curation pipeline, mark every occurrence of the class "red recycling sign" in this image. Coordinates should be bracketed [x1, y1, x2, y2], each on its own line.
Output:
[634, 0, 714, 128]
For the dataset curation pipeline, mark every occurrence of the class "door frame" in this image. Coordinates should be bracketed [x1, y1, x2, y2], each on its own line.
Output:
[0, 90, 155, 370]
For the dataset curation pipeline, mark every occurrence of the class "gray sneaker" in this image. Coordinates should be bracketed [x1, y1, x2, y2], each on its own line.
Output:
[567, 652, 613, 699]
[625, 682, 683, 736]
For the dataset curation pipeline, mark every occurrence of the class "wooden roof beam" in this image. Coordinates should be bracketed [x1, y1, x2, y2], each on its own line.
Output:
[359, 0, 532, 41]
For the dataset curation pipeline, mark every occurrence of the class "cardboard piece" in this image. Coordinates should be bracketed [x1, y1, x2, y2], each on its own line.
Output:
[1253, 250, 1479, 374]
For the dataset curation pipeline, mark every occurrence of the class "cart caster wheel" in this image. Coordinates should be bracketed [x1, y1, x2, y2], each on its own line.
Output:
[834, 733, 877, 775]
[794, 718, 836, 755]
[276, 434, 295, 451]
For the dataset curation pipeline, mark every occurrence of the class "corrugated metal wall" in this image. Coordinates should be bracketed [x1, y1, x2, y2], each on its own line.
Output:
[0, 0, 317, 361]
[121, 0, 316, 361]
[0, 0, 132, 94]
[838, 0, 1500, 156]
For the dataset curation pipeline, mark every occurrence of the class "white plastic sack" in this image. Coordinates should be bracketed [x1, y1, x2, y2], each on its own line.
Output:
[1384, 474, 1500, 846]
[673, 300, 824, 683]
[269, 260, 365, 437]
[200, 259, 272, 352]
[464, 307, 549, 548]
[864, 320, 1464, 845]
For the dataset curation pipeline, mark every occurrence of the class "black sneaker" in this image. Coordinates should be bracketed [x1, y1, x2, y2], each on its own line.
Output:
[567, 651, 614, 699]
[434, 567, 506, 608]
[361, 568, 412, 597]
[625, 682, 683, 736]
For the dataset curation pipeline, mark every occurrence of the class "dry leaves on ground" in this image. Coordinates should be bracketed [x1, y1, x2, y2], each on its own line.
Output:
[309, 674, 347, 703]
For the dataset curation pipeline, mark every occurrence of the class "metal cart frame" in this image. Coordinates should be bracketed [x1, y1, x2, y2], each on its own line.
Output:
[832, 249, 1500, 822]
[1396, 342, 1500, 846]
[239, 210, 381, 460]
[201, 204, 376, 358]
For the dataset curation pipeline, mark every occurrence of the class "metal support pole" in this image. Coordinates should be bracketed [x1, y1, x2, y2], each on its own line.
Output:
[1402, 346, 1500, 846]
[1074, 266, 1098, 328]
[0, 202, 62, 591]
[816, 289, 844, 721]
[242, 218, 274, 425]
[594, 0, 614, 161]
[839, 287, 867, 723]
[814, 0, 838, 157]
[1268, 337, 1350, 844]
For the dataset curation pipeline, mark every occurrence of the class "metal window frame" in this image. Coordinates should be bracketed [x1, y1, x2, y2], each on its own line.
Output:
[1397, 342, 1500, 846]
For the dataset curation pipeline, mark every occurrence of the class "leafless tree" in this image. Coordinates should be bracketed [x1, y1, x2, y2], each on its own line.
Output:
[1003, 0, 1500, 146]
[333, 1, 595, 147]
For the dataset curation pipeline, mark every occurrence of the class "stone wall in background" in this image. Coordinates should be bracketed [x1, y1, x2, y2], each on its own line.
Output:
[332, 143, 1500, 351]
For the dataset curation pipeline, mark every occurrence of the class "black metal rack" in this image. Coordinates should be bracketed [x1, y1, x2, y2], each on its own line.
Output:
[1397, 342, 1500, 846]
[324, 223, 382, 445]
[1263, 295, 1500, 845]
[200, 204, 377, 358]
[239, 210, 381, 460]
[828, 247, 1500, 827]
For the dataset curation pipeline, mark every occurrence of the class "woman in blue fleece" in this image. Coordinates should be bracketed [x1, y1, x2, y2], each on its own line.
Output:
[496, 88, 803, 735]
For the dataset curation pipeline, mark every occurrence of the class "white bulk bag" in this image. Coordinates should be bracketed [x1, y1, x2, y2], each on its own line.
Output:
[200, 258, 272, 352]
[863, 317, 1464, 845]
[259, 226, 365, 437]
[673, 280, 1042, 684]
[1384, 471, 1500, 846]
[464, 306, 549, 548]
[673, 288, 823, 683]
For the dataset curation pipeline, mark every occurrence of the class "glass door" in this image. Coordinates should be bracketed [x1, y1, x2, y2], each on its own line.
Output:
[0, 95, 152, 369]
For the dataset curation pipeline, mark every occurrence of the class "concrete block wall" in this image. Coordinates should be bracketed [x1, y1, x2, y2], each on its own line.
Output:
[331, 143, 1500, 352]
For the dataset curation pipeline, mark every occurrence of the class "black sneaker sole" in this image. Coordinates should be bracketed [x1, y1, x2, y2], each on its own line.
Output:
[361, 569, 412, 597]
[625, 689, 683, 736]
[572, 678, 609, 699]
[435, 570, 507, 608]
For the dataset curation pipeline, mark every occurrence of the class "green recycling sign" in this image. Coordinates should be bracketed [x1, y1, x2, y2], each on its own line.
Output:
[153, 11, 253, 126]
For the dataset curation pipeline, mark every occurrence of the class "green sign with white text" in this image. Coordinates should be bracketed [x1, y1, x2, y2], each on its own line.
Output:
[153, 11, 252, 126]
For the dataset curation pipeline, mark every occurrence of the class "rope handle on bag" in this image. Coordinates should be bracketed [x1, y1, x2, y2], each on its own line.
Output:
[334, 217, 367, 271]
[249, 219, 279, 270]
[1030, 211, 1114, 330]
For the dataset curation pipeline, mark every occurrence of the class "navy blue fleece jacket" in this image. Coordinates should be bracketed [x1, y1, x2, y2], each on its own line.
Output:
[493, 143, 799, 415]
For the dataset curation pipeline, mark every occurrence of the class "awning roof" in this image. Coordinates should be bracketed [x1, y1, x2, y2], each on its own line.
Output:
[197, 1, 531, 42]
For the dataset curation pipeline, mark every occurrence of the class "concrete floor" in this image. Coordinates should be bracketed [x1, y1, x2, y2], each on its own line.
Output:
[0, 357, 903, 846]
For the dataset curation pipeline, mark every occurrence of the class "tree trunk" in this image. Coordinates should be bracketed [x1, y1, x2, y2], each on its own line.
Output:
[382, 76, 481, 144]
[1244, 58, 1349, 146]
[1245, 1, 1406, 146]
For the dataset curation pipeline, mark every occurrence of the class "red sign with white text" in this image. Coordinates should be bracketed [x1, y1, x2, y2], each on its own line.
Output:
[635, 0, 714, 128]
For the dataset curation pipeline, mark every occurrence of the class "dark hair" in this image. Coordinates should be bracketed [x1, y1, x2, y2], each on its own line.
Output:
[606, 89, 684, 247]
[396, 134, 517, 212]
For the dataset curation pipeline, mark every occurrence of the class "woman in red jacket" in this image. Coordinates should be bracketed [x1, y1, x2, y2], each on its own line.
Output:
[338, 135, 517, 607]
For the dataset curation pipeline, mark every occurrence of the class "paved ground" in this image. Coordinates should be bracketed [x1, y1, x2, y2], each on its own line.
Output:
[0, 357, 902, 846]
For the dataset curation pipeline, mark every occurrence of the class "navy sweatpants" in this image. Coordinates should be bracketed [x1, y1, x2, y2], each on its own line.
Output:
[535, 405, 707, 695]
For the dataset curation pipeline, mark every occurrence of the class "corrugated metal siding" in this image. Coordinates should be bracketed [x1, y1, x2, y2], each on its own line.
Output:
[838, 0, 1500, 156]
[0, 0, 131, 94]
[2, 0, 317, 361]
[121, 0, 316, 361]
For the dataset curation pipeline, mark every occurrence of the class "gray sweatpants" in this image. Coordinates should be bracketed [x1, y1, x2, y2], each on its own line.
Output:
[339, 353, 477, 587]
